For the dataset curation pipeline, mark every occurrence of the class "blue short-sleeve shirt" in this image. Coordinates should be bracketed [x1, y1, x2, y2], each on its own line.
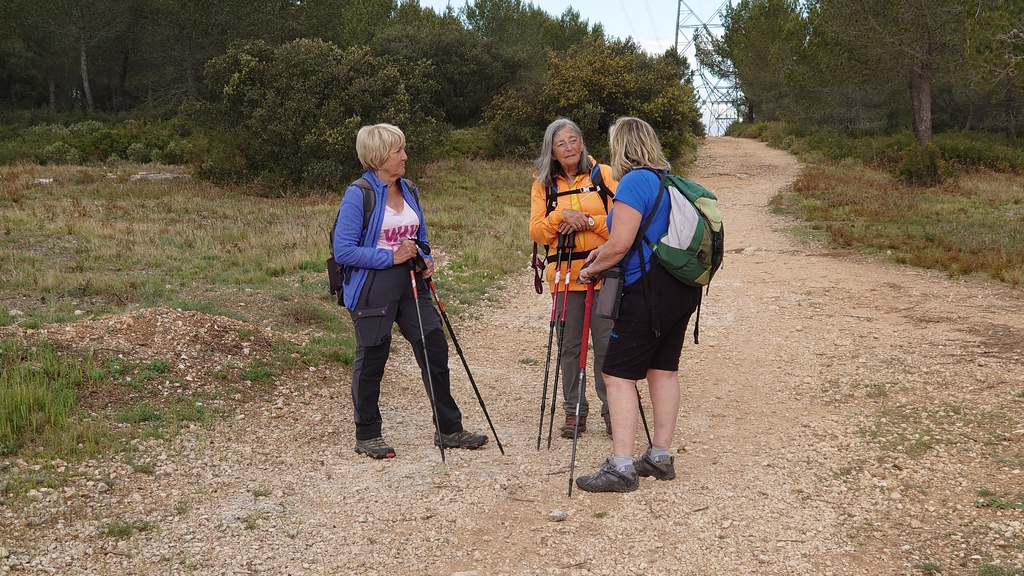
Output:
[609, 168, 669, 286]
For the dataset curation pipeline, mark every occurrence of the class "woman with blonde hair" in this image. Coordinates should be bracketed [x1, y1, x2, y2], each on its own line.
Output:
[333, 123, 488, 459]
[575, 117, 702, 492]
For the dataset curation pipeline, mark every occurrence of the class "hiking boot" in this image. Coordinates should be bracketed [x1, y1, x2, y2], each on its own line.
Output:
[634, 446, 676, 480]
[434, 429, 488, 449]
[354, 436, 396, 459]
[575, 458, 639, 493]
[560, 414, 586, 438]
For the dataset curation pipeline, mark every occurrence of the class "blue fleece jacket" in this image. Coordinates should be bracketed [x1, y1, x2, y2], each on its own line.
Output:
[332, 171, 432, 309]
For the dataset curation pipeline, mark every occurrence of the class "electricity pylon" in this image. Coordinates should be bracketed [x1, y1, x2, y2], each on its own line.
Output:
[675, 0, 740, 136]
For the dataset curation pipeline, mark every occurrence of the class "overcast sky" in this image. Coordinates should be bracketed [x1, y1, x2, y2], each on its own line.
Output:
[413, 0, 729, 56]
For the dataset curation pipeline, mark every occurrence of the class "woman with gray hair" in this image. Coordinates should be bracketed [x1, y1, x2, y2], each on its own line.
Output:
[333, 123, 488, 459]
[529, 118, 617, 439]
[575, 116, 702, 492]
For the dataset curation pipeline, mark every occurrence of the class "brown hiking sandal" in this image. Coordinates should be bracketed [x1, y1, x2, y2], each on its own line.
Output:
[434, 429, 488, 449]
[560, 414, 586, 438]
[354, 436, 396, 459]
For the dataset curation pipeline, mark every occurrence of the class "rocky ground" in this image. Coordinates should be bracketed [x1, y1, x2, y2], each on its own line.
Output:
[2, 137, 1023, 575]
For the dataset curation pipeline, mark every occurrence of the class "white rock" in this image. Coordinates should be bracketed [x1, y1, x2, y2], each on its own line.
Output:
[548, 510, 567, 522]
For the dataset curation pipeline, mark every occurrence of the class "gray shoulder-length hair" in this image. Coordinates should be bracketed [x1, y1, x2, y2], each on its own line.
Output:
[533, 118, 594, 187]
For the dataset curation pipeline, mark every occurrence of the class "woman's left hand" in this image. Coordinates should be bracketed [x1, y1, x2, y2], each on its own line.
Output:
[579, 247, 602, 283]
[421, 257, 435, 279]
[558, 208, 592, 234]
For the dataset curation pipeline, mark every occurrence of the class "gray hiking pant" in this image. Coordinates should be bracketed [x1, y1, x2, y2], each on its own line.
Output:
[555, 290, 612, 420]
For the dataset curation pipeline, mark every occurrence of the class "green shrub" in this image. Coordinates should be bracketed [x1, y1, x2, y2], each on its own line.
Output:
[186, 38, 447, 189]
[893, 143, 956, 186]
[126, 142, 149, 163]
[42, 141, 81, 165]
[934, 130, 1024, 172]
[152, 141, 185, 164]
[68, 120, 105, 136]
[442, 127, 493, 159]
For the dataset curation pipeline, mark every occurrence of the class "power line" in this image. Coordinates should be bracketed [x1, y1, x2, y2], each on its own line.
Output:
[643, 0, 662, 49]
[616, 0, 638, 41]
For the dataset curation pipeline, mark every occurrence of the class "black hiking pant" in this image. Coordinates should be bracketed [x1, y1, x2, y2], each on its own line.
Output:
[349, 265, 463, 441]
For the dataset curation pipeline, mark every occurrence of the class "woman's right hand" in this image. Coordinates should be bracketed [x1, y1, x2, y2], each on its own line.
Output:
[392, 239, 418, 266]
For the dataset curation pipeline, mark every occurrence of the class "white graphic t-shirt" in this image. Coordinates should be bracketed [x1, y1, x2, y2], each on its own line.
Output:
[376, 199, 420, 251]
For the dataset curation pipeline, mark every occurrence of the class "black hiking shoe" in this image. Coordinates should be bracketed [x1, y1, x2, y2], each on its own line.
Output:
[354, 437, 396, 459]
[560, 414, 586, 438]
[634, 447, 676, 480]
[434, 429, 488, 449]
[575, 458, 639, 493]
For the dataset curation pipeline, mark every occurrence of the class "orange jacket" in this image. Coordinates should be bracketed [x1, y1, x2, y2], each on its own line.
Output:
[529, 160, 617, 292]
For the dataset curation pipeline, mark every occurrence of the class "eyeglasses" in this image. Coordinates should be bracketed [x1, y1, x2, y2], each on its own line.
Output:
[553, 136, 580, 150]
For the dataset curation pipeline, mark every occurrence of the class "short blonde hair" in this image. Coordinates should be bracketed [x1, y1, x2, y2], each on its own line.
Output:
[608, 117, 670, 181]
[356, 124, 405, 170]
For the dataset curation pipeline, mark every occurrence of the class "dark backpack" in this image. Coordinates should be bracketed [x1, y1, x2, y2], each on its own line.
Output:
[327, 178, 420, 306]
[530, 164, 613, 293]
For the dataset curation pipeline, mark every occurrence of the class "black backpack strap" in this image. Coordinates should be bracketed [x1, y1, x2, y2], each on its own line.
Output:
[633, 171, 668, 337]
[591, 164, 613, 214]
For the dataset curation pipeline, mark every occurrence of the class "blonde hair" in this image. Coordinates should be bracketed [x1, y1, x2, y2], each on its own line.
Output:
[356, 124, 405, 170]
[607, 117, 670, 181]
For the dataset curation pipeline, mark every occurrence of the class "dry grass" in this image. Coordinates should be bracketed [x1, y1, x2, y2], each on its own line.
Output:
[773, 163, 1024, 285]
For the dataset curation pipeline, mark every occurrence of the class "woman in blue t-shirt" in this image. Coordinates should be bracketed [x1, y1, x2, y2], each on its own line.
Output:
[576, 117, 703, 493]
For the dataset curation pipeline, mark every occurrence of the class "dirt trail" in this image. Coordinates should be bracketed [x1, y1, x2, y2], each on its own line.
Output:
[5, 137, 1023, 575]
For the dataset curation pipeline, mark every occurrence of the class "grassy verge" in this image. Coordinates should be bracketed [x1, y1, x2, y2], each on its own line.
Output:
[0, 158, 534, 464]
[770, 161, 1024, 285]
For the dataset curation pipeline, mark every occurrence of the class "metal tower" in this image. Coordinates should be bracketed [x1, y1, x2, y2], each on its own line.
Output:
[675, 0, 740, 136]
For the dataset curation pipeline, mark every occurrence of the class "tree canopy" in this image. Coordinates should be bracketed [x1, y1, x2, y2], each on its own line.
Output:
[699, 0, 1024, 144]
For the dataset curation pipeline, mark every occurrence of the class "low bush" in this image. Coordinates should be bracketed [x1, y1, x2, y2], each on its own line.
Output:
[0, 117, 200, 166]
[42, 141, 81, 165]
[893, 143, 956, 186]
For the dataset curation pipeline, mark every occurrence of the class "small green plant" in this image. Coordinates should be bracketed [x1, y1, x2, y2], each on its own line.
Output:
[116, 405, 163, 424]
[145, 359, 171, 373]
[106, 517, 155, 539]
[913, 562, 941, 574]
[107, 518, 135, 538]
[977, 564, 1024, 576]
[240, 361, 274, 383]
[974, 495, 1024, 510]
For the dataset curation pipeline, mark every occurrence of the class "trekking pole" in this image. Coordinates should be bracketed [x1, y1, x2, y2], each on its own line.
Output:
[567, 280, 595, 497]
[407, 258, 446, 463]
[636, 385, 653, 447]
[537, 233, 566, 450]
[426, 278, 505, 456]
[546, 232, 575, 449]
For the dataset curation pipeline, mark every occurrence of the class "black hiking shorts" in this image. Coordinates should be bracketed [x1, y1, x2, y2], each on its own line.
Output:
[602, 265, 702, 381]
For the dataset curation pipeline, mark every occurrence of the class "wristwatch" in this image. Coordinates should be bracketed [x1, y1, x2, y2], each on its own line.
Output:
[587, 216, 595, 227]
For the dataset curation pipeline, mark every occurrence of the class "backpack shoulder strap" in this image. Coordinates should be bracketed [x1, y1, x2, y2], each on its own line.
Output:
[330, 178, 375, 258]
[400, 178, 421, 210]
[591, 164, 613, 213]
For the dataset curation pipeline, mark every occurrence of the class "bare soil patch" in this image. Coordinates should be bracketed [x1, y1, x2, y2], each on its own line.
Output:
[2, 137, 1022, 575]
